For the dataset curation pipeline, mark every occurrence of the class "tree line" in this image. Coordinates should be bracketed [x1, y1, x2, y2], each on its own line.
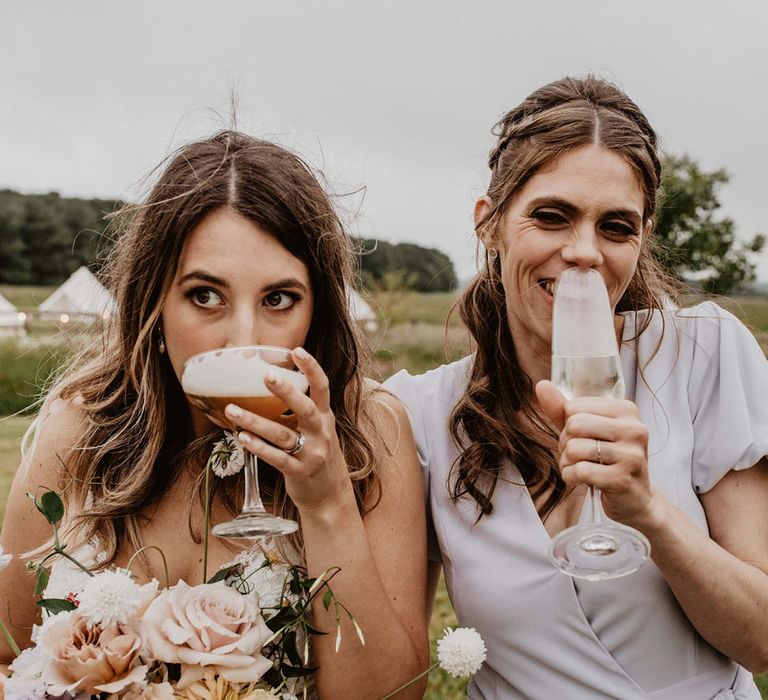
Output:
[0, 155, 763, 294]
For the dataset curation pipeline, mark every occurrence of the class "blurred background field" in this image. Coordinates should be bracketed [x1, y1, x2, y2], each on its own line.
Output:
[2, 286, 768, 697]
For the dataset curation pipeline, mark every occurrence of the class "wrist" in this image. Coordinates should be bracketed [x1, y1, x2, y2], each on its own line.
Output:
[627, 488, 670, 536]
[298, 486, 359, 529]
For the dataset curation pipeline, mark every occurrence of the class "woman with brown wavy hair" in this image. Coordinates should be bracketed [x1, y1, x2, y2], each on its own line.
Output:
[0, 132, 428, 698]
[385, 76, 768, 698]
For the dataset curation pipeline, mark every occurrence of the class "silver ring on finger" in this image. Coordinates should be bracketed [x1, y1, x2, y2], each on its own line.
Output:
[595, 439, 603, 465]
[285, 431, 305, 456]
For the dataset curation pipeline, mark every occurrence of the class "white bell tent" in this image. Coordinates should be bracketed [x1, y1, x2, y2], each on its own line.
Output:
[38, 267, 117, 324]
[348, 289, 378, 332]
[0, 293, 26, 336]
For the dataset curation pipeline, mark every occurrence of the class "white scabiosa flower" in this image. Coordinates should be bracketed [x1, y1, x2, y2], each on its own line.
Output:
[436, 627, 487, 677]
[0, 543, 12, 570]
[210, 431, 245, 478]
[77, 568, 142, 628]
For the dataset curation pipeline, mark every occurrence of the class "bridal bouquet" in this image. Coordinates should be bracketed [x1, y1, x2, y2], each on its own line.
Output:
[0, 436, 356, 700]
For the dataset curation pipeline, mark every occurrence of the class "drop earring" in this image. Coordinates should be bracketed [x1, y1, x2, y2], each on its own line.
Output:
[157, 328, 166, 355]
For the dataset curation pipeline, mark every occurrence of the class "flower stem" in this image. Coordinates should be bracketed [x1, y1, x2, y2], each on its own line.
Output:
[126, 546, 170, 588]
[54, 548, 94, 577]
[380, 662, 437, 699]
[203, 456, 211, 583]
[0, 617, 21, 658]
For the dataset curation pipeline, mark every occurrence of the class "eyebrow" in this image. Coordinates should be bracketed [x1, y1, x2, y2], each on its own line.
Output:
[177, 271, 308, 294]
[527, 196, 642, 223]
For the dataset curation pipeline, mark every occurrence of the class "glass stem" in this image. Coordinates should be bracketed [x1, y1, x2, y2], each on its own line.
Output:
[241, 452, 267, 516]
[589, 485, 605, 525]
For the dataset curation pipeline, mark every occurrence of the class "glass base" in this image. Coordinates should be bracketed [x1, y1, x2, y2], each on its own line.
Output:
[549, 522, 650, 581]
[212, 512, 299, 539]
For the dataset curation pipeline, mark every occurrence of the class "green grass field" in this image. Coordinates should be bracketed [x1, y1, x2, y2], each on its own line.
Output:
[2, 287, 768, 697]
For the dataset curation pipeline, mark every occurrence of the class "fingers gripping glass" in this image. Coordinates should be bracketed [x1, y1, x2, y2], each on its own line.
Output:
[182, 345, 307, 538]
[548, 268, 650, 580]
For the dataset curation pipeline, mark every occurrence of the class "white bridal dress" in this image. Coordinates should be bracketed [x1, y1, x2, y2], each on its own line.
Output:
[43, 538, 317, 699]
[385, 302, 765, 700]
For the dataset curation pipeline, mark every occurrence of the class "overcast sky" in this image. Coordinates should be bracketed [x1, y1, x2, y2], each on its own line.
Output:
[1, 1, 766, 281]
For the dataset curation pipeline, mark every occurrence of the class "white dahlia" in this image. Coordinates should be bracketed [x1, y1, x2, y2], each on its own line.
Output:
[436, 627, 487, 678]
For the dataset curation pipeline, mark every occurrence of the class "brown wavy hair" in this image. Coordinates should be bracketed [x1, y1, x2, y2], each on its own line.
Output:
[28, 131, 380, 565]
[450, 76, 679, 520]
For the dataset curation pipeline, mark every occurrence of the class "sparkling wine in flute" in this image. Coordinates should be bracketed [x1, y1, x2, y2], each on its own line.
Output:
[548, 268, 650, 581]
[182, 346, 309, 539]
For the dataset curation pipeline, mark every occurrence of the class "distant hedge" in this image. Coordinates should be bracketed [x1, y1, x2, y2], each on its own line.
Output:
[0, 190, 458, 292]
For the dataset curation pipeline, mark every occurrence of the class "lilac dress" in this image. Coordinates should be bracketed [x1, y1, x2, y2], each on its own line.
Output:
[384, 302, 765, 699]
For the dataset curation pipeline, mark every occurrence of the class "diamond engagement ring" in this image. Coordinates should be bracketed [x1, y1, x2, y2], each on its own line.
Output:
[286, 431, 305, 456]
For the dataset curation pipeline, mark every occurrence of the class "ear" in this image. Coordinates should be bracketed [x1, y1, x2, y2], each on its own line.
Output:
[643, 217, 654, 239]
[474, 196, 495, 247]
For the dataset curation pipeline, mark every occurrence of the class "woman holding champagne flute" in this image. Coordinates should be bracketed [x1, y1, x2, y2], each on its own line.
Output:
[385, 76, 768, 698]
[0, 132, 429, 698]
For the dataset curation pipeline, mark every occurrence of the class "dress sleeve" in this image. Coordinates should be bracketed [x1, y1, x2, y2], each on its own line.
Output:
[686, 302, 768, 493]
[382, 369, 441, 562]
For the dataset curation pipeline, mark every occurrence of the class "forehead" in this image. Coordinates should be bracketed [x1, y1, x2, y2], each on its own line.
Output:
[178, 208, 308, 277]
[514, 144, 645, 214]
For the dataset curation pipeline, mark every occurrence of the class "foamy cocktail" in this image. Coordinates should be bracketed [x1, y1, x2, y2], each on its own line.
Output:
[182, 346, 309, 429]
[181, 345, 308, 538]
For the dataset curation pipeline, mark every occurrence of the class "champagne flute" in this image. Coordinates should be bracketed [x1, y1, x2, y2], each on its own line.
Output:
[182, 345, 308, 538]
[548, 268, 650, 580]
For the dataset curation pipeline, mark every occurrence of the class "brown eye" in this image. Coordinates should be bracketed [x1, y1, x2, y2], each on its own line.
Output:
[532, 209, 568, 226]
[602, 221, 638, 238]
[187, 288, 224, 308]
[264, 291, 297, 310]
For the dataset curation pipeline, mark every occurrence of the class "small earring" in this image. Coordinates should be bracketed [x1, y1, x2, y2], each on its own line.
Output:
[488, 247, 498, 259]
[157, 328, 166, 355]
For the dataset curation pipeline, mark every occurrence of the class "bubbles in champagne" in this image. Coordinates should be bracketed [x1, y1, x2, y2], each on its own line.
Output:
[551, 354, 625, 400]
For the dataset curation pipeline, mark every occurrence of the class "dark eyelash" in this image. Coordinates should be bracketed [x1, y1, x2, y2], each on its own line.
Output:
[604, 221, 639, 236]
[531, 209, 567, 223]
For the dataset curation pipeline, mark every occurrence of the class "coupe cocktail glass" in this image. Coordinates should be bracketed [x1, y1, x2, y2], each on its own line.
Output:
[182, 345, 308, 538]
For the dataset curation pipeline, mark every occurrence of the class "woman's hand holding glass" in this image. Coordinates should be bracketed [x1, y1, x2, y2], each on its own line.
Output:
[536, 382, 662, 532]
[225, 348, 353, 517]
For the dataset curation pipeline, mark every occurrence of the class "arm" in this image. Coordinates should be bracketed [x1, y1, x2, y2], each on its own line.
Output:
[536, 380, 768, 672]
[0, 398, 85, 663]
[640, 460, 768, 672]
[226, 352, 429, 699]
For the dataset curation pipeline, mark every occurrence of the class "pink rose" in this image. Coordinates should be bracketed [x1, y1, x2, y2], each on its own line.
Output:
[142, 581, 273, 688]
[107, 680, 174, 699]
[40, 611, 148, 696]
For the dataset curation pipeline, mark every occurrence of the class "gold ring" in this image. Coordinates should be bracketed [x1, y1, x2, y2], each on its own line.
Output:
[595, 439, 603, 465]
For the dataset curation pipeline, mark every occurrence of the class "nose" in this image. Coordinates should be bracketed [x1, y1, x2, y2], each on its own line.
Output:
[560, 226, 603, 268]
[224, 309, 262, 348]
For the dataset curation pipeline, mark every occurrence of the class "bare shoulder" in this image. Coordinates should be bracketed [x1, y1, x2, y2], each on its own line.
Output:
[16, 394, 88, 488]
[362, 379, 413, 450]
[1, 395, 88, 545]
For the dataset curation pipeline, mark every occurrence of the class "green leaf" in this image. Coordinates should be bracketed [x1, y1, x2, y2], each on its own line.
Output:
[39, 491, 64, 525]
[284, 630, 303, 668]
[322, 589, 333, 611]
[261, 668, 282, 687]
[36, 598, 77, 614]
[280, 663, 318, 678]
[207, 564, 240, 584]
[34, 566, 49, 596]
[265, 607, 298, 632]
[303, 622, 328, 636]
[289, 570, 303, 595]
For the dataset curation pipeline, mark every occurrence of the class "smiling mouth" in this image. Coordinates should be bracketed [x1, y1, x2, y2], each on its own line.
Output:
[538, 279, 555, 296]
